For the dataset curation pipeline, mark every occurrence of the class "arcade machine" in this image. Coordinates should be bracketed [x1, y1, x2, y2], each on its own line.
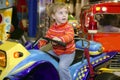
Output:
[79, 0, 120, 78]
[0, 0, 13, 43]
[15, 0, 28, 32]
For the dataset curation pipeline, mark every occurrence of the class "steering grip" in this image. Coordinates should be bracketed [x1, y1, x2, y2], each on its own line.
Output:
[31, 37, 66, 49]
[43, 37, 66, 47]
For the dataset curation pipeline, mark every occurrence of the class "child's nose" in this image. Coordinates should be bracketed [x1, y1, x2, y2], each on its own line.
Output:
[63, 13, 67, 16]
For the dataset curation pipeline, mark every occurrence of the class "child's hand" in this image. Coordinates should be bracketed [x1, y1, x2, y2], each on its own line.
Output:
[52, 37, 62, 41]
[38, 40, 47, 48]
[52, 37, 62, 45]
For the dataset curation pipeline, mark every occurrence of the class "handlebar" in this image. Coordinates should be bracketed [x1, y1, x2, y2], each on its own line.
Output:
[43, 37, 66, 47]
[31, 37, 66, 49]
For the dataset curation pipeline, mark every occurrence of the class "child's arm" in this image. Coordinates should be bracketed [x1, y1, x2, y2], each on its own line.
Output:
[59, 26, 74, 44]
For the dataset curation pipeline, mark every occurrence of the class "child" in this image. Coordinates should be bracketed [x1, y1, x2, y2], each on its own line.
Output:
[38, 2, 76, 80]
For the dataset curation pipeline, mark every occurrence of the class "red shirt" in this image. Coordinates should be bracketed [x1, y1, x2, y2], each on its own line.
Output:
[38, 22, 75, 55]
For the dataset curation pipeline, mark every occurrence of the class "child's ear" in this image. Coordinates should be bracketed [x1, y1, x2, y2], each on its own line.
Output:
[52, 14, 55, 19]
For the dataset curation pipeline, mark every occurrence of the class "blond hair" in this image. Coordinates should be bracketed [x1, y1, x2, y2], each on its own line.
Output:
[47, 2, 69, 17]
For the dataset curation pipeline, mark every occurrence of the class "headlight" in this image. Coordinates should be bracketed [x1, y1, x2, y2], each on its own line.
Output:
[0, 50, 6, 67]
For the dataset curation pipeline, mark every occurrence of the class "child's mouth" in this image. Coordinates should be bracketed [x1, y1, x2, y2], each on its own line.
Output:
[62, 18, 66, 21]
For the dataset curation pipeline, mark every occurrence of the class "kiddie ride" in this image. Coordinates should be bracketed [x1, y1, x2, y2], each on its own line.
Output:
[79, 0, 120, 78]
[0, 1, 119, 80]
[0, 34, 118, 80]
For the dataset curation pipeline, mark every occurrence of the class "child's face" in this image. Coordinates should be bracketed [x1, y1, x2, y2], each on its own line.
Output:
[52, 7, 68, 25]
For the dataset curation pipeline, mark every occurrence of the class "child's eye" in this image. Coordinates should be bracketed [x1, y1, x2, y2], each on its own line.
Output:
[57, 10, 68, 15]
[65, 11, 68, 14]
[59, 12, 63, 14]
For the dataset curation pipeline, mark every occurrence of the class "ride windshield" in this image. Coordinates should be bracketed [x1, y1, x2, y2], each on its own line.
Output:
[95, 14, 120, 32]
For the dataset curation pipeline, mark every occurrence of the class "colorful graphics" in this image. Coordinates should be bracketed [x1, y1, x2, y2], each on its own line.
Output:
[0, 8, 12, 42]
